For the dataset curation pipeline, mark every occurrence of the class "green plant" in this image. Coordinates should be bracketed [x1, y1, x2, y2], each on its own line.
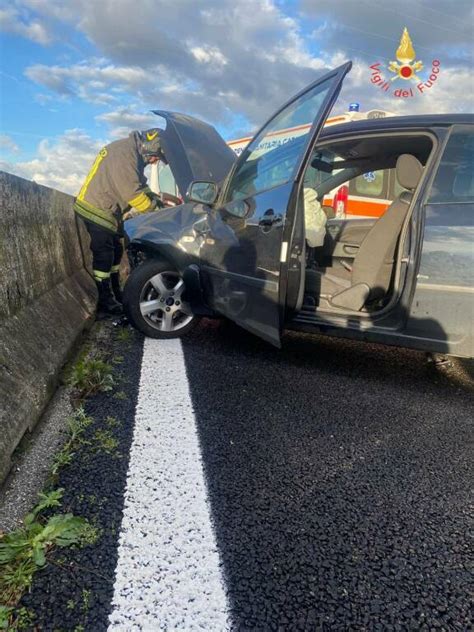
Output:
[113, 391, 127, 401]
[112, 355, 124, 364]
[116, 328, 132, 342]
[0, 489, 93, 608]
[68, 407, 93, 439]
[0, 605, 34, 630]
[66, 599, 75, 610]
[81, 589, 91, 612]
[93, 429, 118, 455]
[50, 409, 93, 478]
[78, 523, 101, 546]
[67, 358, 115, 398]
[51, 447, 73, 476]
[105, 416, 121, 428]
[0, 606, 13, 630]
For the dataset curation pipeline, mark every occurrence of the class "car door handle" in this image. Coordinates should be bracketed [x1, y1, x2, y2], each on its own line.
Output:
[259, 209, 283, 228]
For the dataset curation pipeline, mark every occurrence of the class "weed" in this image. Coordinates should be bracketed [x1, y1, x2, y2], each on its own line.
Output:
[112, 355, 124, 364]
[50, 409, 93, 478]
[93, 429, 118, 455]
[113, 391, 127, 401]
[0, 605, 34, 630]
[116, 328, 132, 342]
[66, 599, 75, 610]
[105, 416, 121, 428]
[73, 625, 85, 632]
[81, 589, 91, 612]
[68, 408, 93, 439]
[0, 489, 93, 608]
[78, 523, 101, 546]
[51, 447, 74, 476]
[67, 358, 115, 399]
[0, 606, 13, 630]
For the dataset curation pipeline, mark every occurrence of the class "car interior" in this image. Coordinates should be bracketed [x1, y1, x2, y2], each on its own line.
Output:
[301, 133, 434, 314]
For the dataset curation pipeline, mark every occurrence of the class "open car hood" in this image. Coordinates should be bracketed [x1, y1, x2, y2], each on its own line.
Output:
[154, 110, 236, 198]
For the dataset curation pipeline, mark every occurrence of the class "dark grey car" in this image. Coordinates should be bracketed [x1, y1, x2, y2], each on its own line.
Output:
[123, 62, 474, 358]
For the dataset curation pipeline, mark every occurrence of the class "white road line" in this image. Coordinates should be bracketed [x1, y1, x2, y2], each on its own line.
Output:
[108, 338, 230, 631]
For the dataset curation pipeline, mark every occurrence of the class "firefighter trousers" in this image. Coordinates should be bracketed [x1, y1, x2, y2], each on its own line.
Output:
[81, 219, 124, 281]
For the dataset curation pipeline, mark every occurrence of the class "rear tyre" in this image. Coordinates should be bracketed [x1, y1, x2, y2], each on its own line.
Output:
[123, 258, 198, 339]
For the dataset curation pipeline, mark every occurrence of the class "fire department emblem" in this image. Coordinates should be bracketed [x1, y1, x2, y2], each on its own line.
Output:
[388, 28, 423, 82]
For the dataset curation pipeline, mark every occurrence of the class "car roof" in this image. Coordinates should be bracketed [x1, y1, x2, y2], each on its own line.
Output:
[320, 113, 474, 138]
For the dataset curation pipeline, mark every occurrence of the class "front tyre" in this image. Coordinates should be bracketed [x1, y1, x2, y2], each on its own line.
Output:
[123, 259, 198, 339]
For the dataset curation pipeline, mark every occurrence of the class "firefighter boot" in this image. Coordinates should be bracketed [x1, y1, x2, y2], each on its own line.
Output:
[96, 279, 123, 316]
[110, 271, 123, 304]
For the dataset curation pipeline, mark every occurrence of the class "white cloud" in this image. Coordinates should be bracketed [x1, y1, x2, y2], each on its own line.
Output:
[0, 6, 51, 44]
[191, 46, 228, 67]
[95, 107, 157, 138]
[25, 61, 150, 98]
[21, 0, 472, 131]
[21, 0, 333, 126]
[0, 135, 21, 154]
[5, 0, 472, 195]
[301, 0, 474, 67]
[0, 129, 104, 194]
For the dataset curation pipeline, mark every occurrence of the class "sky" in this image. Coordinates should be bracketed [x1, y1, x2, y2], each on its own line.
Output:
[0, 0, 473, 194]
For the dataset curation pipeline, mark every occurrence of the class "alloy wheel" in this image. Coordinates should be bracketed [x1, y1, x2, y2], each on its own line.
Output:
[139, 271, 193, 333]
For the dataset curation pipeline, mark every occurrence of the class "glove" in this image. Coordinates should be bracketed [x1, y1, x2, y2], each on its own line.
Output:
[149, 193, 165, 210]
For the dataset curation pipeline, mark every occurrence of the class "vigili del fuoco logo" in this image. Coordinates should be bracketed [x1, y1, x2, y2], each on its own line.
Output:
[369, 28, 441, 99]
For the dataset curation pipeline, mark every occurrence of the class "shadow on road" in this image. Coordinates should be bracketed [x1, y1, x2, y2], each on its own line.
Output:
[182, 323, 473, 629]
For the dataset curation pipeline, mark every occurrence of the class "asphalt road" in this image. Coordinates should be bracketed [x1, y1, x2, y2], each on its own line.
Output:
[180, 321, 473, 630]
[19, 319, 473, 630]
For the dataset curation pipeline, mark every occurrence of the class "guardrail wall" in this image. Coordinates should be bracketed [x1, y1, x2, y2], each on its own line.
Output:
[0, 171, 96, 483]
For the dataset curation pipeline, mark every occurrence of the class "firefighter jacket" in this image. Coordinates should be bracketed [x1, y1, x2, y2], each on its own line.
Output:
[74, 131, 156, 233]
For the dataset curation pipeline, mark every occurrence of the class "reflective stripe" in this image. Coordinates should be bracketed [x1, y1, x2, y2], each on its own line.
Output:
[111, 264, 121, 273]
[78, 148, 108, 201]
[94, 269, 110, 280]
[129, 192, 152, 212]
[74, 200, 117, 233]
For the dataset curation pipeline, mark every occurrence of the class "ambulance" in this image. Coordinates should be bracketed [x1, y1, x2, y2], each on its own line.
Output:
[151, 104, 396, 219]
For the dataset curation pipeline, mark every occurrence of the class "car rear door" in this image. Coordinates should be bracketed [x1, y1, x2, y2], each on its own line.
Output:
[200, 62, 352, 346]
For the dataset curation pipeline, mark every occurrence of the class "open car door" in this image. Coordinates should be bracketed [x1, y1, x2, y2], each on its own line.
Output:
[200, 62, 352, 346]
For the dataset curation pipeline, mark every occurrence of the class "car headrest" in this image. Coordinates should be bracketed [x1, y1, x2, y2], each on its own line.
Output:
[396, 154, 423, 191]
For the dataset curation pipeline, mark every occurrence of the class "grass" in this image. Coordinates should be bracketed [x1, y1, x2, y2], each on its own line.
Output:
[0, 490, 96, 621]
[0, 605, 34, 630]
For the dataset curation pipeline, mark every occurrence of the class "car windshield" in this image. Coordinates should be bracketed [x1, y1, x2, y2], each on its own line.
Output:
[225, 78, 333, 202]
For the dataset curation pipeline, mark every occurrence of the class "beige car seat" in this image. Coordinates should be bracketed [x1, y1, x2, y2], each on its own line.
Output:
[305, 154, 424, 311]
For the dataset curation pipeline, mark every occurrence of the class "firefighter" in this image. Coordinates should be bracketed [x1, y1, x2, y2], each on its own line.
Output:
[74, 129, 166, 315]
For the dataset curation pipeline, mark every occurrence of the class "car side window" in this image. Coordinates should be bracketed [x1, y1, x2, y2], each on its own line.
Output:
[352, 170, 384, 198]
[158, 163, 179, 197]
[224, 79, 333, 203]
[428, 125, 474, 203]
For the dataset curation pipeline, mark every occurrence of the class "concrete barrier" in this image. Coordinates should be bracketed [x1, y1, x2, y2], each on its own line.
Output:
[0, 171, 96, 483]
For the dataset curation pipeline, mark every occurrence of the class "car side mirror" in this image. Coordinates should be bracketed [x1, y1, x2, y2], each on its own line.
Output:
[187, 181, 218, 205]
